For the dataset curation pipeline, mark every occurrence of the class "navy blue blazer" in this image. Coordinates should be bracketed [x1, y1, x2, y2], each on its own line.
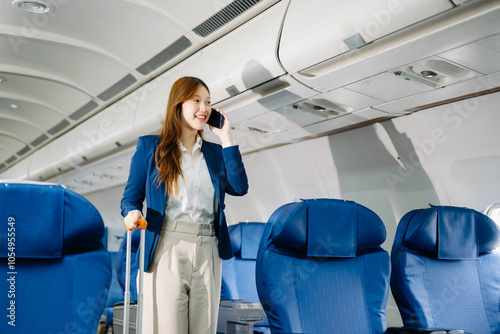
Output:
[121, 135, 248, 272]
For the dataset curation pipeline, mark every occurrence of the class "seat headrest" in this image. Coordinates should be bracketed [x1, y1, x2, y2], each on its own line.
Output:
[402, 205, 500, 259]
[229, 222, 266, 259]
[0, 182, 104, 259]
[268, 199, 386, 257]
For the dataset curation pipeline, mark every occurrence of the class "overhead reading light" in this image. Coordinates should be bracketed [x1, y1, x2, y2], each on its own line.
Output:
[12, 0, 54, 14]
[421, 70, 438, 79]
[0, 77, 6, 83]
[10, 104, 20, 109]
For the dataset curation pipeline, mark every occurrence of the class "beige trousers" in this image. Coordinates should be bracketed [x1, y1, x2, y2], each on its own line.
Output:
[141, 218, 222, 334]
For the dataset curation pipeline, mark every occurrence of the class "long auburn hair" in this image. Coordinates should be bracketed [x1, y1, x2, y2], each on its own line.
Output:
[154, 76, 209, 195]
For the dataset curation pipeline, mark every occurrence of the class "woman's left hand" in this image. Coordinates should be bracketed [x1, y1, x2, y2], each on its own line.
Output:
[209, 108, 234, 145]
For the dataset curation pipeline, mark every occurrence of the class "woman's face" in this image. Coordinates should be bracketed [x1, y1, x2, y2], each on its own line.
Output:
[180, 85, 211, 133]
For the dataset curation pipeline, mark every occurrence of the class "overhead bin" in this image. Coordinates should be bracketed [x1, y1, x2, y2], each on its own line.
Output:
[28, 130, 80, 181]
[2, 1, 291, 181]
[27, 95, 139, 181]
[134, 0, 294, 135]
[279, 0, 454, 91]
[192, 0, 289, 102]
[3, 1, 292, 180]
[67, 96, 139, 161]
[216, 75, 318, 123]
[0, 155, 31, 180]
[219, 83, 390, 154]
[375, 71, 500, 114]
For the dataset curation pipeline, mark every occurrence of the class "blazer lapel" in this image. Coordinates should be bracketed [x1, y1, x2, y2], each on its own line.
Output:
[151, 137, 168, 214]
[201, 141, 222, 206]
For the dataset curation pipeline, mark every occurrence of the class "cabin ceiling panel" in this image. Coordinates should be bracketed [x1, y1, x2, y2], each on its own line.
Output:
[0, 135, 25, 162]
[238, 127, 311, 153]
[0, 0, 194, 68]
[401, 56, 481, 84]
[374, 71, 500, 113]
[0, 118, 44, 144]
[439, 34, 500, 75]
[318, 88, 386, 113]
[302, 108, 389, 137]
[0, 35, 134, 96]
[235, 110, 302, 135]
[0, 73, 91, 113]
[0, 97, 61, 128]
[274, 104, 326, 128]
[346, 72, 433, 102]
[0, 0, 281, 177]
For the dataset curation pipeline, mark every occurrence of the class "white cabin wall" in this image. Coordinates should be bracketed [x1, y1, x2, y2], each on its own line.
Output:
[224, 90, 500, 327]
[416, 92, 500, 210]
[84, 184, 127, 252]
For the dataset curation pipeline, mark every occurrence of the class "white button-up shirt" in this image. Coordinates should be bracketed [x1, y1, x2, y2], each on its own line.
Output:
[165, 136, 215, 224]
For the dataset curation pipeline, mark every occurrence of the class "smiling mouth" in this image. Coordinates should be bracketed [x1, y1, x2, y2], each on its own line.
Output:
[196, 115, 207, 120]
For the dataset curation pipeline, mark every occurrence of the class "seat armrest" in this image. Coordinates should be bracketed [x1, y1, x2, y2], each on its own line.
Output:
[217, 300, 265, 334]
[388, 327, 472, 334]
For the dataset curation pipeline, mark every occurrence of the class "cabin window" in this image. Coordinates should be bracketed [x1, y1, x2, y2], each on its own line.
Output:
[485, 203, 500, 225]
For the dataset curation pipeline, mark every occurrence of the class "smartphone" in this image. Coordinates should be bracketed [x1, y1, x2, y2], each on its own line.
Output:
[207, 108, 224, 129]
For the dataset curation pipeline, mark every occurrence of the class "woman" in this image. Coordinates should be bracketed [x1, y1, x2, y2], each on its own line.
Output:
[120, 76, 248, 333]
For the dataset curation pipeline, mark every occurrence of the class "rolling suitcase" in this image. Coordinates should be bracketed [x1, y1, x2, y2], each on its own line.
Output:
[122, 218, 147, 334]
[113, 302, 137, 333]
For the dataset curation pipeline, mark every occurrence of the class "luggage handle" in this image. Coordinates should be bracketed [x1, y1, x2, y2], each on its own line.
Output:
[126, 218, 148, 231]
[124, 218, 147, 334]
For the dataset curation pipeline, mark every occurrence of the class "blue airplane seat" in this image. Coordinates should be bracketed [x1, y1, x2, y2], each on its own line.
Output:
[390, 205, 500, 334]
[255, 198, 390, 334]
[221, 222, 270, 333]
[0, 181, 112, 333]
[116, 229, 140, 302]
[101, 252, 124, 326]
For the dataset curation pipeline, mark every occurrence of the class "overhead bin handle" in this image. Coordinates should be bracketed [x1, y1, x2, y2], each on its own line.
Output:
[218, 77, 291, 112]
[253, 78, 291, 97]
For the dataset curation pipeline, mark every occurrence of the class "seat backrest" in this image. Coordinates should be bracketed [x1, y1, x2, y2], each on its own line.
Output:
[0, 181, 112, 333]
[391, 205, 500, 334]
[221, 222, 269, 330]
[102, 252, 124, 324]
[222, 222, 266, 302]
[256, 198, 390, 334]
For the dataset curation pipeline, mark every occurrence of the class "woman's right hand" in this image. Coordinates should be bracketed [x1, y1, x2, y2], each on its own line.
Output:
[124, 210, 144, 230]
